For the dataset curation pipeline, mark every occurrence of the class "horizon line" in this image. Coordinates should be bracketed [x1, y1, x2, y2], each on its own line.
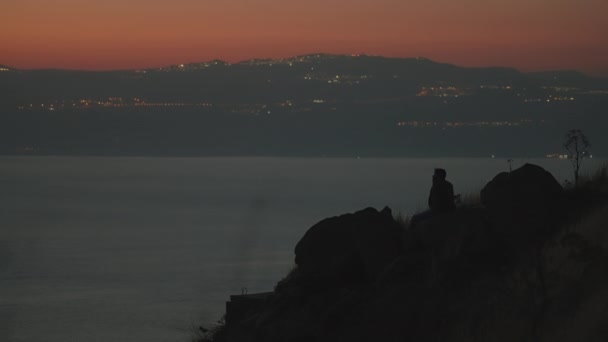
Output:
[1, 53, 604, 77]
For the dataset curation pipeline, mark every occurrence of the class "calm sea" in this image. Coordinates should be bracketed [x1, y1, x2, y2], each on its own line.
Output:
[0, 156, 602, 342]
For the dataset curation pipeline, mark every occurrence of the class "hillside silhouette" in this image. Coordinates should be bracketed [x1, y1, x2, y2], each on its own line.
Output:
[200, 164, 608, 342]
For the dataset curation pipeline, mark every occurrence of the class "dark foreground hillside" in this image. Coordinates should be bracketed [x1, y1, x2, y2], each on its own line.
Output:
[200, 164, 608, 342]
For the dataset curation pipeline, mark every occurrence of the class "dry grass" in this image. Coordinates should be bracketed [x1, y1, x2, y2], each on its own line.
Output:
[566, 203, 608, 250]
[575, 162, 608, 189]
[458, 191, 481, 208]
[393, 190, 482, 231]
[591, 163, 608, 182]
[540, 202, 608, 299]
[394, 211, 411, 230]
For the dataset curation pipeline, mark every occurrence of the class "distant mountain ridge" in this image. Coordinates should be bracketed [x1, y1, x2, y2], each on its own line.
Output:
[1, 53, 607, 157]
[527, 70, 592, 81]
[0, 54, 599, 79]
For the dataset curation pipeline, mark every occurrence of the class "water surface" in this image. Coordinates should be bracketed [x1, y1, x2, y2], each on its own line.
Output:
[0, 156, 601, 342]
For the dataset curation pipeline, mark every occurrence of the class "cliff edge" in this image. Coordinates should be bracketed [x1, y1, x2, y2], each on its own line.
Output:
[202, 164, 608, 342]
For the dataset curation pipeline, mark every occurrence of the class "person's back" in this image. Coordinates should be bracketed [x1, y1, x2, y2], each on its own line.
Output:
[410, 168, 455, 229]
[428, 178, 455, 213]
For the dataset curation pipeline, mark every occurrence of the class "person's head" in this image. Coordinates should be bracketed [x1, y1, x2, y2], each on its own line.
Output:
[433, 168, 447, 181]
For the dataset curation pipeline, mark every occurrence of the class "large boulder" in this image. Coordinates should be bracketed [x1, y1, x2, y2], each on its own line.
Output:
[480, 163, 566, 244]
[294, 207, 402, 282]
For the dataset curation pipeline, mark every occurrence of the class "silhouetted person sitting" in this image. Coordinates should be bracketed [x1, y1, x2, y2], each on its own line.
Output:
[410, 168, 455, 228]
[428, 168, 455, 213]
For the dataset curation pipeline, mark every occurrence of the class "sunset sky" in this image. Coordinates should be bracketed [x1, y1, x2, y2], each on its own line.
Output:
[2, 0, 607, 75]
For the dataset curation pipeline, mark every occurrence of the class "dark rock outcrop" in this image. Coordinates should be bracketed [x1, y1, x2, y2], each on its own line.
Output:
[481, 163, 566, 245]
[294, 206, 402, 282]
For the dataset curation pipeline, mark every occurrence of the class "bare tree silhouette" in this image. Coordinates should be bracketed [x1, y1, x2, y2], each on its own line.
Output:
[563, 129, 591, 185]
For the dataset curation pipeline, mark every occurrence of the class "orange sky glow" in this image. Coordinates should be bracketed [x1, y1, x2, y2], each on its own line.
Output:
[2, 0, 607, 75]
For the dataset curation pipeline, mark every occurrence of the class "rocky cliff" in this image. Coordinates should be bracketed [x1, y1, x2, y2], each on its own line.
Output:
[202, 164, 608, 342]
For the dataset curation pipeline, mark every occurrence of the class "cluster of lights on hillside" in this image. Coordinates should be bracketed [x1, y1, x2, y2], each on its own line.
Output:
[396, 119, 535, 128]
